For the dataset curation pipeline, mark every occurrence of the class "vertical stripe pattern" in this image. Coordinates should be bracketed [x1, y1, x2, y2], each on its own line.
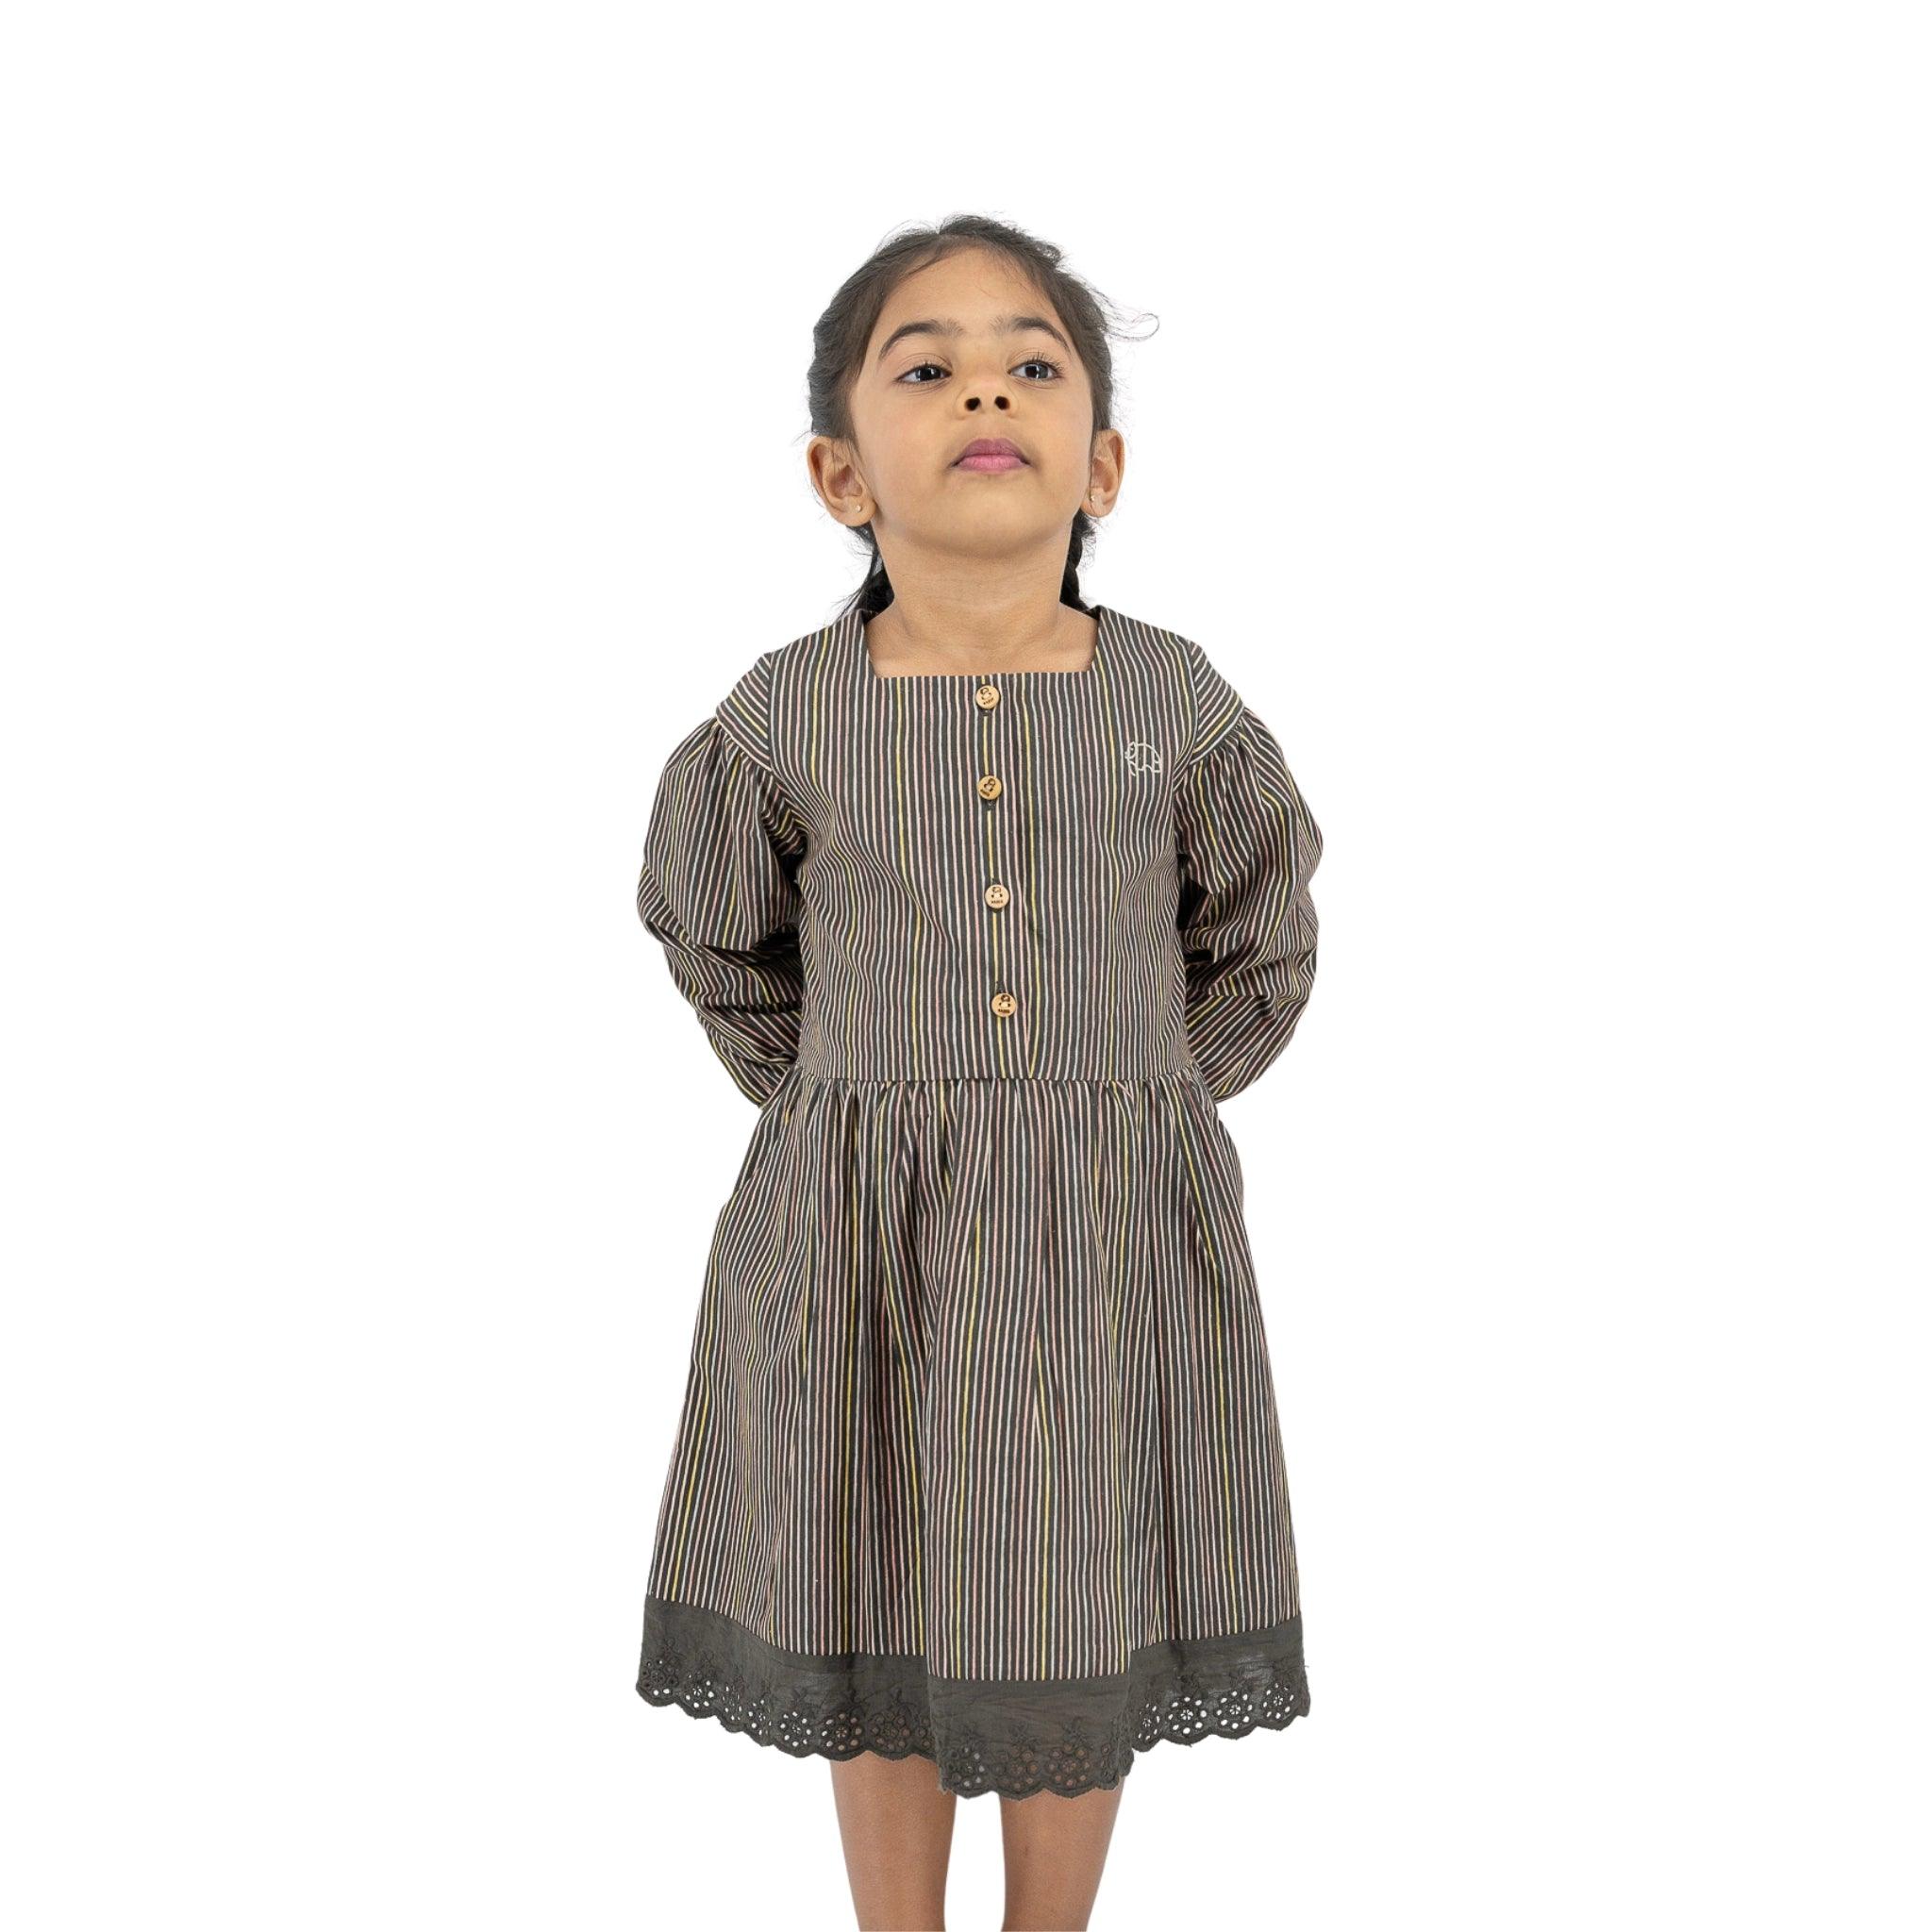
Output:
[633, 603, 1323, 1799]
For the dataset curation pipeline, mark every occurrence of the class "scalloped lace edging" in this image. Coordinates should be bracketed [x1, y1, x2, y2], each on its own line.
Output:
[635, 1600, 1309, 1802]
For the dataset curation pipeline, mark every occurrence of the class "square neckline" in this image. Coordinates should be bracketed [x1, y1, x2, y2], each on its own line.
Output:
[854, 602, 1113, 683]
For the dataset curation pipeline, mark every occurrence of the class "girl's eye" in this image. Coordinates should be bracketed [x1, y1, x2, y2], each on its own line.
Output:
[897, 355, 1065, 386]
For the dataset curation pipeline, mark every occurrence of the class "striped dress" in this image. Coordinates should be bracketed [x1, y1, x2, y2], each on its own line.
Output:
[632, 600, 1323, 1801]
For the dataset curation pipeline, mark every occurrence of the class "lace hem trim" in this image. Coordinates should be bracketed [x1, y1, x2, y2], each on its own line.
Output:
[635, 1593, 1309, 1801]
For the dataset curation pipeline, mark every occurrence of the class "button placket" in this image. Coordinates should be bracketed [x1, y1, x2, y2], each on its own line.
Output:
[974, 681, 1017, 1022]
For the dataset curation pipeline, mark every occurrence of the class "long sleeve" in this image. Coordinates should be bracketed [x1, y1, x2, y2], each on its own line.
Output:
[636, 701, 808, 1106]
[1173, 702, 1324, 1103]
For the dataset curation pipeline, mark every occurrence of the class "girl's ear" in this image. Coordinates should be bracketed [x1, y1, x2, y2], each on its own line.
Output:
[806, 434, 870, 527]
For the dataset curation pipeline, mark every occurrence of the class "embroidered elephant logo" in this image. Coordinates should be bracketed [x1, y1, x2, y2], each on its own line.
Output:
[1124, 739, 1163, 777]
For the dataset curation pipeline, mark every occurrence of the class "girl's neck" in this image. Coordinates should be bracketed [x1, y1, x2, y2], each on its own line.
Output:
[861, 596, 1098, 678]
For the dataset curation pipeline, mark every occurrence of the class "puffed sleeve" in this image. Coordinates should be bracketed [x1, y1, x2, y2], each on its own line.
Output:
[1174, 651, 1324, 1103]
[635, 668, 808, 1106]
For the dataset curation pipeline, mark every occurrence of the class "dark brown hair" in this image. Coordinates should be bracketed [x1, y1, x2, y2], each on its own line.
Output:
[806, 215, 1148, 620]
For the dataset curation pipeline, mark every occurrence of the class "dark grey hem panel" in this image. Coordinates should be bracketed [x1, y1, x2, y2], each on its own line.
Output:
[635, 1593, 1309, 1803]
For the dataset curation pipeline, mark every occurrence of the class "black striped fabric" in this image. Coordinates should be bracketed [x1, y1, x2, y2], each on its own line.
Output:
[632, 602, 1323, 1800]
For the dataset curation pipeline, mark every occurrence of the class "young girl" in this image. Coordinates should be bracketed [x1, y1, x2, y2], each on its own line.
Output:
[631, 216, 1323, 1929]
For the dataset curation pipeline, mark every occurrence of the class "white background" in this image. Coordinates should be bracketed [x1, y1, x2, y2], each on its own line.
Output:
[4, 5, 1925, 1927]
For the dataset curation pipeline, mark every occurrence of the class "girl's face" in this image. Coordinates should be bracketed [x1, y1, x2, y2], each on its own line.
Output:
[813, 248, 1121, 573]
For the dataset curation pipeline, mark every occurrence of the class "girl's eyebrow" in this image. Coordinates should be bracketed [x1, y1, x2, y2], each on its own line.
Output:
[874, 312, 1074, 364]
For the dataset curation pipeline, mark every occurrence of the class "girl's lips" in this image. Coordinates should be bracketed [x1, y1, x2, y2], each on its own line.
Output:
[956, 452, 1027, 472]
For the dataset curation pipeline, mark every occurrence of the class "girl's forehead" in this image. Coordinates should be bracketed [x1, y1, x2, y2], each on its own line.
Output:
[872, 256, 1061, 338]
[870, 304, 1074, 363]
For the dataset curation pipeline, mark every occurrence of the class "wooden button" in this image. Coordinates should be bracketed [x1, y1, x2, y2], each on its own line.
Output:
[983, 882, 1009, 909]
[974, 683, 1000, 710]
[990, 990, 1018, 1018]
[977, 774, 1003, 801]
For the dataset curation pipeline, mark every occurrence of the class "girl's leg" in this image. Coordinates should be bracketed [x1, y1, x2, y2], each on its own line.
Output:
[828, 1750, 958, 1930]
[997, 1782, 1124, 1931]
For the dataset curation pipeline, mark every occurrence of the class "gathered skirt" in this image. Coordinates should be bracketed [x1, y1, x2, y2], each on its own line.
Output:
[634, 1066, 1309, 1801]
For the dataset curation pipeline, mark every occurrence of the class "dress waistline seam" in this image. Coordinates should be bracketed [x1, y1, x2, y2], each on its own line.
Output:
[774, 1070, 1208, 1090]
